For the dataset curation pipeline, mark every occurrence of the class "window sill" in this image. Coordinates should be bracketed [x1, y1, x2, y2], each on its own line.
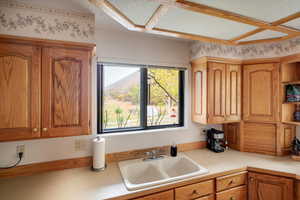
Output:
[100, 126, 188, 137]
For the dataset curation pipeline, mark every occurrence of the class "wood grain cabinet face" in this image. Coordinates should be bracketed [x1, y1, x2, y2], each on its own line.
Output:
[216, 185, 247, 200]
[191, 59, 241, 124]
[224, 123, 240, 150]
[175, 180, 214, 200]
[248, 172, 294, 200]
[243, 63, 279, 122]
[226, 64, 241, 122]
[133, 190, 174, 200]
[208, 62, 226, 123]
[42, 47, 91, 137]
[0, 42, 41, 141]
[192, 62, 207, 124]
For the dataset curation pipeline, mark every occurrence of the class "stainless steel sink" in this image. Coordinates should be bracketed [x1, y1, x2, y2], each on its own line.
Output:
[118, 153, 208, 190]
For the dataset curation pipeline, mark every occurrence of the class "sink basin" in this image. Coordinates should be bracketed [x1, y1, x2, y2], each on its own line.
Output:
[118, 153, 208, 190]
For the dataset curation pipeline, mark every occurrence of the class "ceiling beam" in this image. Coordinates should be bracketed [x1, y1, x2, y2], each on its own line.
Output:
[89, 0, 138, 31]
[145, 5, 170, 30]
[148, 0, 300, 35]
[136, 25, 235, 45]
[236, 35, 296, 45]
[230, 12, 300, 42]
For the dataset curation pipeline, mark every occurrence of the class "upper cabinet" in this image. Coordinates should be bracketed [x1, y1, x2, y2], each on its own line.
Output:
[0, 37, 93, 142]
[0, 43, 41, 141]
[192, 58, 241, 124]
[243, 63, 279, 122]
[42, 47, 91, 138]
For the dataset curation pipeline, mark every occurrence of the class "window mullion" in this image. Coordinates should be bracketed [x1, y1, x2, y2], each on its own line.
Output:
[140, 68, 148, 129]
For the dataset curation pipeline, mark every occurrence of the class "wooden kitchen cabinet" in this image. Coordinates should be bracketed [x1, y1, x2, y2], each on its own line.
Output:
[133, 190, 174, 200]
[223, 123, 240, 150]
[216, 185, 247, 200]
[243, 63, 279, 122]
[0, 42, 41, 141]
[0, 37, 93, 141]
[248, 172, 294, 200]
[42, 47, 91, 137]
[191, 57, 241, 124]
[175, 180, 214, 200]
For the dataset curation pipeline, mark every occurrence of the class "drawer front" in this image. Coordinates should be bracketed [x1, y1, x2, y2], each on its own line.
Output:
[195, 195, 214, 200]
[134, 190, 174, 200]
[175, 180, 214, 200]
[216, 185, 247, 200]
[217, 172, 247, 192]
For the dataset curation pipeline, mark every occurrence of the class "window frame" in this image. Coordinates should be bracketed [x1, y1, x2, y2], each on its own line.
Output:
[97, 63, 185, 134]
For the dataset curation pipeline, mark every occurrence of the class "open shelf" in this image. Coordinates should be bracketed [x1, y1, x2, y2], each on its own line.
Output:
[282, 121, 300, 126]
[282, 81, 300, 85]
[283, 101, 300, 104]
[281, 62, 300, 83]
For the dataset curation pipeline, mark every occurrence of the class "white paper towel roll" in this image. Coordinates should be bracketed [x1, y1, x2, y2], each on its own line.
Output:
[92, 136, 106, 170]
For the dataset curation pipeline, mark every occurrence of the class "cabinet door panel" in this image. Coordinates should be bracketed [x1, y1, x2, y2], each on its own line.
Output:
[224, 123, 240, 150]
[248, 172, 293, 200]
[134, 190, 173, 200]
[42, 47, 90, 137]
[208, 62, 226, 123]
[0, 42, 41, 141]
[192, 63, 207, 124]
[226, 64, 241, 122]
[243, 63, 279, 122]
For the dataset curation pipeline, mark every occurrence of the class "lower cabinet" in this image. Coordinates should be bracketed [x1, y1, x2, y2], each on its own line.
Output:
[248, 172, 294, 200]
[216, 185, 247, 200]
[175, 180, 214, 200]
[131, 171, 295, 200]
[134, 190, 174, 200]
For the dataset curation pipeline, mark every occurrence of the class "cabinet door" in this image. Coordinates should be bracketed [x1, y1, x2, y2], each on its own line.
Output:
[243, 122, 277, 155]
[243, 63, 279, 122]
[279, 124, 296, 155]
[226, 64, 241, 122]
[191, 62, 207, 124]
[134, 190, 174, 200]
[208, 62, 226, 123]
[0, 42, 41, 141]
[42, 47, 91, 137]
[224, 123, 240, 150]
[248, 172, 293, 200]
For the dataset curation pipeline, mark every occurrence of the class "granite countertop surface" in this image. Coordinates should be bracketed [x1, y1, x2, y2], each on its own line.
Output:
[1, 149, 300, 200]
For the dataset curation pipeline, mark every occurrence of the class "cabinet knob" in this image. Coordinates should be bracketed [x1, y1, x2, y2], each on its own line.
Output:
[230, 197, 236, 200]
[42, 128, 48, 132]
[192, 189, 199, 195]
[32, 128, 38, 132]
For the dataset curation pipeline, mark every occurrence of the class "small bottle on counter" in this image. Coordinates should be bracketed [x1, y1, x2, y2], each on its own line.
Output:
[170, 142, 177, 157]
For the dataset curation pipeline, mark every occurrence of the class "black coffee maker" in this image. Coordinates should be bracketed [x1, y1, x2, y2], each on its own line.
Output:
[206, 128, 227, 153]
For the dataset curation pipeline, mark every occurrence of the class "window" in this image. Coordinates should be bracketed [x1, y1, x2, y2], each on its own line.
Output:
[97, 63, 185, 134]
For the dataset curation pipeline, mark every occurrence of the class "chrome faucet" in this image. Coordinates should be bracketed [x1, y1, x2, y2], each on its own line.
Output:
[143, 149, 164, 161]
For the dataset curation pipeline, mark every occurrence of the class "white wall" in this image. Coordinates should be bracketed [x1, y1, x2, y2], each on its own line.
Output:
[0, 29, 220, 166]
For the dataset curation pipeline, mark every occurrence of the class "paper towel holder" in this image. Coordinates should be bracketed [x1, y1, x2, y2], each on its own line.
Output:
[91, 163, 107, 172]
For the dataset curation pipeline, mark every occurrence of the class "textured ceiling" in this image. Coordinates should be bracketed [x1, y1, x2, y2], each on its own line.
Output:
[188, 0, 300, 22]
[156, 7, 257, 40]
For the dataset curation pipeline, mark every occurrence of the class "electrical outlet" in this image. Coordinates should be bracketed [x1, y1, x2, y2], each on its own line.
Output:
[16, 144, 25, 155]
[74, 139, 87, 151]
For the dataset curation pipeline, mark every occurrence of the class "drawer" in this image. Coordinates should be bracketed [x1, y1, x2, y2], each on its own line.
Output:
[175, 180, 214, 200]
[133, 190, 174, 200]
[216, 172, 247, 192]
[195, 195, 214, 200]
[216, 185, 247, 200]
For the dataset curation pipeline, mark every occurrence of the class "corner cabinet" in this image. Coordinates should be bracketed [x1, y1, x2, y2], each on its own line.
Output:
[0, 37, 93, 142]
[192, 58, 241, 124]
[243, 63, 279, 122]
[248, 172, 293, 200]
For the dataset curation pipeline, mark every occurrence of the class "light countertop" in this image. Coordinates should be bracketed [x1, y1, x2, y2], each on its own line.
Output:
[1, 149, 300, 200]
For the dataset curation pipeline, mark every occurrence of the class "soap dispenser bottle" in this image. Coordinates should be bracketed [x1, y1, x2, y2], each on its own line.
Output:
[170, 142, 177, 157]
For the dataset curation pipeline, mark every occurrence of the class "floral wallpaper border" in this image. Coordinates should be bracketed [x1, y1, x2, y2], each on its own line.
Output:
[0, 0, 95, 43]
[191, 36, 300, 60]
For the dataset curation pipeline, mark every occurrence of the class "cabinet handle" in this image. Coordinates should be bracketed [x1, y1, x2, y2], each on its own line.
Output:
[192, 189, 199, 195]
[229, 180, 235, 185]
[32, 128, 38, 132]
[42, 128, 48, 132]
[230, 197, 236, 200]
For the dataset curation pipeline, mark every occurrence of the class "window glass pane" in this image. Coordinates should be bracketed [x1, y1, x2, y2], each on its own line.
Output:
[147, 68, 180, 126]
[103, 66, 140, 129]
